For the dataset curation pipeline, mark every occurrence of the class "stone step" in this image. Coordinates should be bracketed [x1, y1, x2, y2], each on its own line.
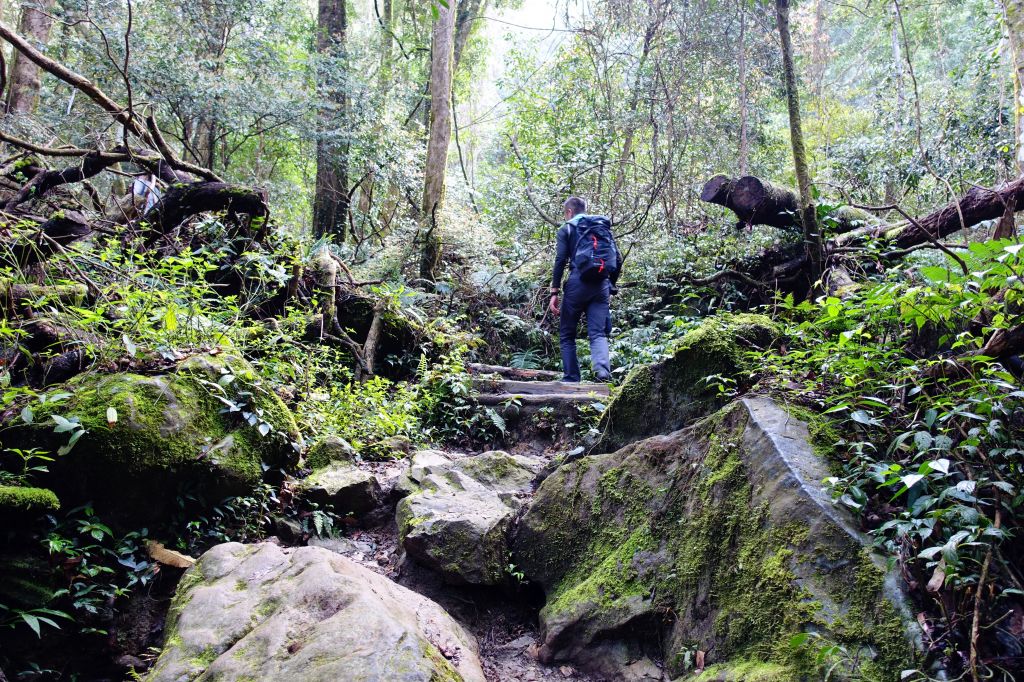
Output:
[475, 392, 609, 406]
[467, 363, 562, 381]
[472, 378, 610, 397]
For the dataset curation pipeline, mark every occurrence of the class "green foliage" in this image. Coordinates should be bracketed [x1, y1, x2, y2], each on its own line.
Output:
[297, 374, 421, 459]
[414, 348, 507, 445]
[755, 242, 1024, 671]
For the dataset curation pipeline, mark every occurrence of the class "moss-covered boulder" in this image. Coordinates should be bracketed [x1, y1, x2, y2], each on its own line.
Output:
[512, 398, 919, 680]
[146, 542, 485, 682]
[303, 435, 358, 470]
[295, 462, 382, 516]
[4, 353, 299, 523]
[595, 314, 780, 453]
[396, 450, 542, 585]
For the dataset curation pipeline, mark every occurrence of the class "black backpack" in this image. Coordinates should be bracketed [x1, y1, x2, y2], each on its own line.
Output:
[570, 215, 619, 283]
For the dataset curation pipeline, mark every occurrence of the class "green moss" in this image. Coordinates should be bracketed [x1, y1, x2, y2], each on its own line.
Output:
[164, 563, 206, 635]
[189, 645, 218, 668]
[423, 642, 465, 682]
[25, 354, 297, 507]
[825, 551, 916, 681]
[783, 404, 841, 464]
[455, 451, 520, 484]
[598, 314, 780, 450]
[528, 401, 913, 679]
[304, 436, 356, 470]
[0, 485, 59, 512]
[0, 557, 56, 609]
[690, 660, 799, 681]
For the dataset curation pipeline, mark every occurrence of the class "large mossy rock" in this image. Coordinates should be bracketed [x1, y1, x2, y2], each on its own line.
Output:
[146, 542, 485, 682]
[512, 398, 918, 680]
[396, 450, 542, 585]
[595, 314, 779, 453]
[4, 353, 299, 523]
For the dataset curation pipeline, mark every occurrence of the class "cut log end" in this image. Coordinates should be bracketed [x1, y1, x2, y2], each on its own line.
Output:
[700, 174, 733, 204]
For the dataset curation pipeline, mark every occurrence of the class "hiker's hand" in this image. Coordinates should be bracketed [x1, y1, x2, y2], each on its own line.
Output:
[610, 286, 619, 296]
[548, 295, 560, 315]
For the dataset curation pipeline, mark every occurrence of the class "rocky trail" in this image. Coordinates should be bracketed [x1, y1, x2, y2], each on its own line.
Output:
[147, 365, 616, 681]
[39, 317, 923, 681]
[316, 365, 614, 682]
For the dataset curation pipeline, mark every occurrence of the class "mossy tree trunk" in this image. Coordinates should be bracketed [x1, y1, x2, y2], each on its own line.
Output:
[418, 0, 457, 282]
[775, 0, 824, 282]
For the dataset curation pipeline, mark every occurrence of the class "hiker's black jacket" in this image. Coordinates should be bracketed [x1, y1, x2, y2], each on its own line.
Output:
[550, 215, 623, 291]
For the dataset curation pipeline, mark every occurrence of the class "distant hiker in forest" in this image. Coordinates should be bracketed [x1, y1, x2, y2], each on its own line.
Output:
[548, 197, 623, 383]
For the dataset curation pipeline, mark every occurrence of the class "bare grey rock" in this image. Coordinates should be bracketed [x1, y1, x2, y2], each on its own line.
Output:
[296, 463, 382, 515]
[146, 542, 485, 682]
[397, 450, 543, 585]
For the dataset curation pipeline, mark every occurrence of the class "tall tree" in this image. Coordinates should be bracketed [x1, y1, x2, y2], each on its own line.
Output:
[776, 0, 823, 281]
[1003, 0, 1024, 174]
[737, 0, 749, 175]
[418, 0, 456, 281]
[5, 0, 55, 114]
[313, 0, 350, 241]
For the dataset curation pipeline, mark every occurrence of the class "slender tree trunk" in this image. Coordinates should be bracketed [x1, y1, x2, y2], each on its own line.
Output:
[378, 0, 393, 89]
[809, 0, 828, 99]
[5, 0, 55, 114]
[1003, 0, 1024, 174]
[776, 0, 823, 281]
[419, 0, 456, 282]
[885, 0, 904, 204]
[737, 0, 749, 175]
[313, 0, 350, 241]
[453, 0, 484, 73]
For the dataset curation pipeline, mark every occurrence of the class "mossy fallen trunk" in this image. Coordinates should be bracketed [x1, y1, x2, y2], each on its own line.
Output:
[513, 398, 920, 680]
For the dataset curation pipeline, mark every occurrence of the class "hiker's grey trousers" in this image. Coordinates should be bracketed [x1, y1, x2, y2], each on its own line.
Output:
[559, 273, 612, 382]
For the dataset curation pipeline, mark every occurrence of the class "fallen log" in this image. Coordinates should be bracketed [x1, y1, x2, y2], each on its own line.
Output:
[467, 363, 561, 381]
[701, 174, 877, 232]
[926, 323, 1024, 381]
[835, 175, 1024, 250]
[0, 150, 126, 210]
[7, 210, 91, 267]
[141, 182, 269, 243]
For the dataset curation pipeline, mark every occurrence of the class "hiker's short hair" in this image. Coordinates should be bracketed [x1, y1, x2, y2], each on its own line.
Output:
[563, 196, 587, 216]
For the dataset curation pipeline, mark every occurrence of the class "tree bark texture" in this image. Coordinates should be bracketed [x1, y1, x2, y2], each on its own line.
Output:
[453, 0, 484, 73]
[776, 0, 824, 280]
[5, 0, 55, 115]
[313, 0, 350, 242]
[1003, 0, 1024, 174]
[419, 0, 456, 281]
[836, 174, 1024, 250]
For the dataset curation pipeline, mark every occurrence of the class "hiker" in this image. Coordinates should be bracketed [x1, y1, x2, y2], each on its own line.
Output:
[548, 197, 623, 383]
